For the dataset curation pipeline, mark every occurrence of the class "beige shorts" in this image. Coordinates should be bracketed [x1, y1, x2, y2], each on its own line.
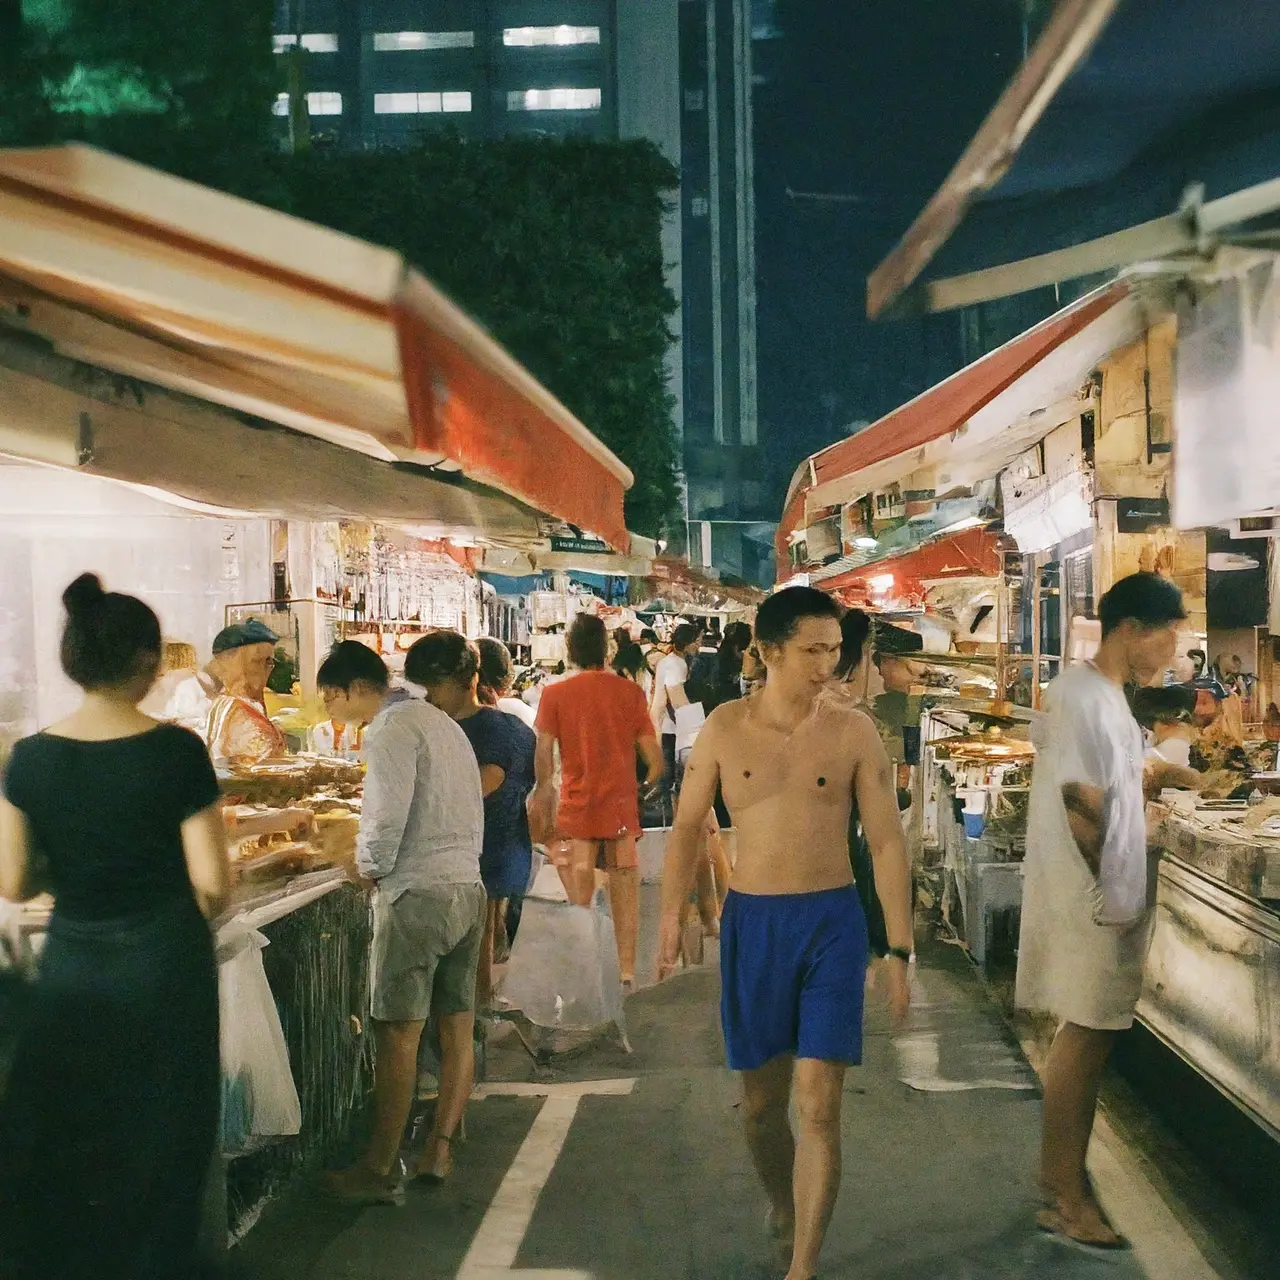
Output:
[370, 883, 486, 1022]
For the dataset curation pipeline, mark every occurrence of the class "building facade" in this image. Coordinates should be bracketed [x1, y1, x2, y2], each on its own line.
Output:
[272, 2, 657, 147]
[679, 0, 767, 582]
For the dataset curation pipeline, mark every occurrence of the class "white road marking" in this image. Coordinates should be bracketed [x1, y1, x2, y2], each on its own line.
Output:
[894, 1029, 1037, 1093]
[456, 1079, 638, 1280]
[473, 1079, 637, 1100]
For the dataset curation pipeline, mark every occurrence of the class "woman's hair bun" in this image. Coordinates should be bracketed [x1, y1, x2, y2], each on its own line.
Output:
[63, 573, 106, 617]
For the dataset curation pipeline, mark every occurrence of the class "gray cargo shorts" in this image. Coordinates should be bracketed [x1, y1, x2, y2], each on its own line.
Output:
[370, 882, 486, 1023]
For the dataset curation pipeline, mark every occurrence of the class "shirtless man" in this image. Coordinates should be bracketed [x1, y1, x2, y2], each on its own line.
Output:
[658, 587, 914, 1280]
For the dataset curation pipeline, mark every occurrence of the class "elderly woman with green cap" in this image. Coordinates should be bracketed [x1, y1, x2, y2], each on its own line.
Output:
[204, 619, 288, 769]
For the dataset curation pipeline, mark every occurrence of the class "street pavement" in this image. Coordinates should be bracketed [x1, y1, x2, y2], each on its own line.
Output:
[235, 894, 1175, 1280]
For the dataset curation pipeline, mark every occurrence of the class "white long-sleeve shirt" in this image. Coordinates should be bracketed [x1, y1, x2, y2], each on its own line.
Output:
[356, 695, 484, 898]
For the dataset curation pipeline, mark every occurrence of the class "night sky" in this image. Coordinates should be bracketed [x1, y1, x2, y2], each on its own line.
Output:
[753, 0, 1022, 509]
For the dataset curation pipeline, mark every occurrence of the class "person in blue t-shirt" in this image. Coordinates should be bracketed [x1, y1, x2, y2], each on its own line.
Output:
[406, 631, 537, 1010]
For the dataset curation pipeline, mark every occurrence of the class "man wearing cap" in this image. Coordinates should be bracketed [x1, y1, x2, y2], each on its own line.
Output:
[203, 620, 288, 768]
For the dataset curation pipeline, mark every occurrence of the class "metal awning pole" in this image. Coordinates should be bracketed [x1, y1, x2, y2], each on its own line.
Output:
[1031, 553, 1043, 710]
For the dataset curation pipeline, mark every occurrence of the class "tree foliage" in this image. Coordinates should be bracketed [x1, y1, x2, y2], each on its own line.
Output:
[2, 1, 681, 536]
[275, 137, 680, 536]
[10, 1, 278, 195]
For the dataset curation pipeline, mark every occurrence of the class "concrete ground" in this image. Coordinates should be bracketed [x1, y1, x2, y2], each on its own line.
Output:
[232, 882, 1215, 1280]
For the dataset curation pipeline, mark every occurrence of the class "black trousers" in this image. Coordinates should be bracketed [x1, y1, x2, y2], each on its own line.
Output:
[0, 895, 219, 1280]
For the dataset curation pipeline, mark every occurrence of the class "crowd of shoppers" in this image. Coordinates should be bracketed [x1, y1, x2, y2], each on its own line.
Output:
[0, 570, 1194, 1275]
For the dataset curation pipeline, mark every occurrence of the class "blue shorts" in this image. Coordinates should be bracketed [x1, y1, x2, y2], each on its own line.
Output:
[720, 885, 869, 1071]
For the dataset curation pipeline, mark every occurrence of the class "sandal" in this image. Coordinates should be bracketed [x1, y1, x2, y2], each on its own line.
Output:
[412, 1132, 455, 1186]
[1036, 1207, 1130, 1255]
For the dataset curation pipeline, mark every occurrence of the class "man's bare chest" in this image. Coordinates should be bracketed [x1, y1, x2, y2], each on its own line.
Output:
[719, 727, 855, 811]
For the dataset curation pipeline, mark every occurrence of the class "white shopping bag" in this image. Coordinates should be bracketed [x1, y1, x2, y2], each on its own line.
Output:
[216, 921, 302, 1153]
[499, 895, 626, 1041]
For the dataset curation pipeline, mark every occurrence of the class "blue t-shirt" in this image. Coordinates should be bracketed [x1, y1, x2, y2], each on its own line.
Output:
[459, 706, 537, 897]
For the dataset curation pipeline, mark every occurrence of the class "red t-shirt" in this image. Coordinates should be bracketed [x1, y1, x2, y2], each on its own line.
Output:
[535, 670, 656, 839]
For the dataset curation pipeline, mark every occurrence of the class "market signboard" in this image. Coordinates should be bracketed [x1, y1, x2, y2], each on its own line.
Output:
[550, 536, 610, 555]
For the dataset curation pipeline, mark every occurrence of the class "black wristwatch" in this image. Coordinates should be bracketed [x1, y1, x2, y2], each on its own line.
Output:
[886, 946, 913, 966]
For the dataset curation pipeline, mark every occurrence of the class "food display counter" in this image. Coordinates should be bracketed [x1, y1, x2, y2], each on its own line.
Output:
[212, 755, 371, 1236]
[1141, 793, 1280, 1139]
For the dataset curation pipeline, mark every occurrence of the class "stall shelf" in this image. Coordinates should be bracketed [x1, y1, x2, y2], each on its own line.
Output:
[920, 697, 1038, 969]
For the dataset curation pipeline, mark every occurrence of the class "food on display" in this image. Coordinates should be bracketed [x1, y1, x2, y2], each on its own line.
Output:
[216, 757, 366, 888]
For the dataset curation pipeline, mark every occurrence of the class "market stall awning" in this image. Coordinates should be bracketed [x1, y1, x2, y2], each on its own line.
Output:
[0, 144, 632, 550]
[778, 281, 1141, 569]
[480, 539, 657, 579]
[819, 528, 1003, 610]
[642, 557, 765, 614]
[0, 331, 547, 544]
[868, 0, 1280, 316]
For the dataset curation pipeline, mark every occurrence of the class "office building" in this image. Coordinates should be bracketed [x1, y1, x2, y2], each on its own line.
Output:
[269, 6, 775, 579]
[678, 0, 766, 581]
[270, 3, 677, 150]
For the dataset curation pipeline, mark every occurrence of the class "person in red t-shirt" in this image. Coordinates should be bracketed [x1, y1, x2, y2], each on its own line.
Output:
[530, 614, 664, 986]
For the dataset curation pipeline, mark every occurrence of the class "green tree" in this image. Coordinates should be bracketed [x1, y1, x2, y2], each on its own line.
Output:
[0, 1, 57, 146]
[277, 136, 681, 537]
[12, 0, 278, 196]
[1, 4, 681, 536]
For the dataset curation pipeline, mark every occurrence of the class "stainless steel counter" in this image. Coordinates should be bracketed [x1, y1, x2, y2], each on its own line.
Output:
[1139, 856, 1280, 1141]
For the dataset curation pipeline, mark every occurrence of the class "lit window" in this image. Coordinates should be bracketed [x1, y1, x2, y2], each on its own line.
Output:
[374, 31, 475, 51]
[273, 33, 338, 54]
[374, 92, 419, 114]
[307, 91, 343, 115]
[691, 196, 710, 217]
[274, 91, 343, 115]
[508, 87, 601, 112]
[503, 25, 601, 47]
[374, 91, 472, 115]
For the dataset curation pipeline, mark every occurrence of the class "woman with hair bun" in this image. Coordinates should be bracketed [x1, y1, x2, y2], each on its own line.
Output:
[0, 574, 231, 1279]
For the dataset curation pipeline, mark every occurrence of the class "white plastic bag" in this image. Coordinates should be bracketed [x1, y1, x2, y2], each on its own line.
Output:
[498, 893, 627, 1041]
[216, 921, 302, 1153]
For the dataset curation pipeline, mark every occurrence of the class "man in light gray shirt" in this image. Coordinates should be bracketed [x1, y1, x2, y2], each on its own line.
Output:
[315, 641, 484, 1204]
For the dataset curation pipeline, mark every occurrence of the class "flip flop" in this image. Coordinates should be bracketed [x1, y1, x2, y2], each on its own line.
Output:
[1036, 1208, 1131, 1258]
